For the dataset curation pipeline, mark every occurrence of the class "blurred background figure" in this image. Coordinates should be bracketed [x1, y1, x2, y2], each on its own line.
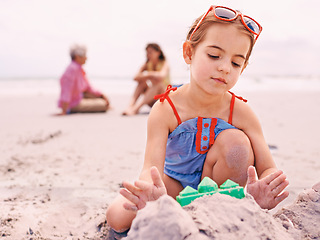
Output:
[122, 43, 170, 116]
[57, 44, 110, 115]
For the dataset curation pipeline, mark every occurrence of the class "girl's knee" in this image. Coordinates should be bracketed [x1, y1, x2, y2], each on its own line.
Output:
[208, 130, 254, 186]
[221, 130, 254, 169]
[106, 198, 133, 232]
[106, 205, 122, 232]
[204, 129, 254, 185]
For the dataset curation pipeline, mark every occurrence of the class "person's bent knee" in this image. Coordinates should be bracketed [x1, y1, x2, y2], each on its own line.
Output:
[223, 131, 253, 170]
[203, 129, 254, 186]
[225, 146, 252, 184]
[106, 206, 129, 232]
[106, 201, 133, 232]
[217, 129, 254, 184]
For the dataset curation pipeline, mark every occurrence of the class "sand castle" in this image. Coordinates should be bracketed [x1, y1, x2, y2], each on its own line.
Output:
[176, 177, 245, 207]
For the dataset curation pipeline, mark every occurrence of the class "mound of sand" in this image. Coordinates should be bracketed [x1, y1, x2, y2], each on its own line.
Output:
[125, 194, 296, 240]
[125, 194, 209, 240]
[125, 183, 320, 240]
[274, 182, 320, 239]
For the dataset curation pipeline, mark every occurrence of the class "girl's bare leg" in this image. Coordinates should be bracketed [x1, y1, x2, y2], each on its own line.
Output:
[163, 174, 184, 198]
[106, 195, 137, 232]
[202, 129, 254, 187]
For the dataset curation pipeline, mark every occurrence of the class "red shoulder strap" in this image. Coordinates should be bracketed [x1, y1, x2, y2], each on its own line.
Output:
[154, 85, 182, 125]
[228, 91, 247, 124]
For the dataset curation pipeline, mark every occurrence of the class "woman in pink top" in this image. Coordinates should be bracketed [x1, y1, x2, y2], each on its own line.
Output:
[58, 44, 110, 115]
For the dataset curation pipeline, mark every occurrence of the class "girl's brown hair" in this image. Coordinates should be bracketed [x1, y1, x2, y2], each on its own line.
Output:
[186, 11, 255, 63]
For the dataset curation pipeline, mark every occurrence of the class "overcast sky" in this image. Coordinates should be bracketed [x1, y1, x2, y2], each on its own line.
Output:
[1, 0, 320, 79]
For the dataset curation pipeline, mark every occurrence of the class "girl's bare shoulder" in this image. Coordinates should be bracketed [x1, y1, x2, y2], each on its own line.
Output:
[232, 97, 261, 130]
[149, 86, 186, 131]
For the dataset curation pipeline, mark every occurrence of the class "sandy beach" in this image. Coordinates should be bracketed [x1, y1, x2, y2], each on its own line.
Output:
[1, 80, 320, 239]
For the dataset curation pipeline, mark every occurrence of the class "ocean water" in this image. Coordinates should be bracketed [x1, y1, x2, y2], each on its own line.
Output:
[0, 76, 319, 97]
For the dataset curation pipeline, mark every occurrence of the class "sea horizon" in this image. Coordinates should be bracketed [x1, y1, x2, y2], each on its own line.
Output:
[1, 75, 320, 97]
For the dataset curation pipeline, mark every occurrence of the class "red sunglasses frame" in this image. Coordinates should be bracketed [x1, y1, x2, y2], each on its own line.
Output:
[189, 5, 262, 41]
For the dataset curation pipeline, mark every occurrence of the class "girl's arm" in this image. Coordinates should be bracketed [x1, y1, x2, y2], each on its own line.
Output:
[234, 101, 289, 209]
[234, 101, 276, 176]
[120, 100, 174, 210]
[139, 101, 171, 180]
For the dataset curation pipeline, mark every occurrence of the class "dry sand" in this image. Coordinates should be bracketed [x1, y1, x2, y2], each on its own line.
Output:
[127, 182, 320, 239]
[1, 89, 320, 239]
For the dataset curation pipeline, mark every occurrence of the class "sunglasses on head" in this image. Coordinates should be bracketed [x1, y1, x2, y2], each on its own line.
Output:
[189, 5, 262, 41]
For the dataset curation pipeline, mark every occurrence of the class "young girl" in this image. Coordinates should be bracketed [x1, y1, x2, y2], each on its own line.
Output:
[107, 5, 289, 234]
[122, 43, 170, 115]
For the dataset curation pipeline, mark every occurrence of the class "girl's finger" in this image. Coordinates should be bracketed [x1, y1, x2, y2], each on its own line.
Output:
[134, 180, 151, 191]
[272, 179, 289, 196]
[150, 166, 165, 188]
[263, 170, 283, 185]
[123, 202, 138, 212]
[123, 181, 142, 196]
[119, 188, 140, 205]
[274, 190, 290, 205]
[269, 173, 287, 190]
[247, 166, 257, 185]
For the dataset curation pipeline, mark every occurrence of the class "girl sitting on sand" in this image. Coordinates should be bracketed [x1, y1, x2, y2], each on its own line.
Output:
[122, 43, 170, 116]
[107, 5, 289, 235]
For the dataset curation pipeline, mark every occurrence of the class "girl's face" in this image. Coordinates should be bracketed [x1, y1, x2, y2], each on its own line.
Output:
[146, 47, 161, 63]
[189, 23, 251, 95]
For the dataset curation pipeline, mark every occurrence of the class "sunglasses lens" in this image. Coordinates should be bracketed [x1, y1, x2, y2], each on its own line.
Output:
[243, 16, 260, 34]
[215, 7, 236, 20]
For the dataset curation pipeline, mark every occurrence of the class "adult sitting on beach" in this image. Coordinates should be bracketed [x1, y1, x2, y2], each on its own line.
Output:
[122, 43, 170, 116]
[57, 44, 110, 115]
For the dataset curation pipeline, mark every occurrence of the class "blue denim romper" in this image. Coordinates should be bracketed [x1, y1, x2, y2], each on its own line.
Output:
[154, 85, 247, 189]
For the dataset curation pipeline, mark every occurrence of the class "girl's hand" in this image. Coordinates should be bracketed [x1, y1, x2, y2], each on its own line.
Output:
[119, 166, 167, 211]
[246, 166, 289, 209]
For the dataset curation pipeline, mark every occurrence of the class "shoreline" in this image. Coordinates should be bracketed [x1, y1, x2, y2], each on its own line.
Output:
[1, 76, 320, 97]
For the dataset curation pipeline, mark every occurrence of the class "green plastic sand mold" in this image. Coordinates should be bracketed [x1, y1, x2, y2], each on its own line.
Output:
[176, 177, 245, 207]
